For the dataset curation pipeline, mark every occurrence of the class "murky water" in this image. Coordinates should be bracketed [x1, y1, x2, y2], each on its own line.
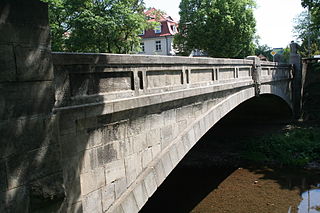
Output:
[140, 166, 320, 213]
[296, 188, 320, 213]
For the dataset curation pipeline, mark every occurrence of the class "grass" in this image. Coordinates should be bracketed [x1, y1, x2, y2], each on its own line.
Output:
[242, 127, 320, 167]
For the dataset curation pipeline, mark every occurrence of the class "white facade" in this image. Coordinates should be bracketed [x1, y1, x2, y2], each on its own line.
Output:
[139, 36, 175, 56]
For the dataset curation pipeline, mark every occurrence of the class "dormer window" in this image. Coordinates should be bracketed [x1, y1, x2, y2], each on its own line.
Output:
[139, 30, 145, 36]
[154, 25, 161, 34]
[171, 25, 177, 33]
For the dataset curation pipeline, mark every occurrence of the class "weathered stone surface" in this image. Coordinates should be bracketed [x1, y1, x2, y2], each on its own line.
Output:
[132, 182, 148, 209]
[6, 143, 61, 189]
[121, 192, 139, 213]
[61, 155, 82, 205]
[101, 183, 115, 212]
[0, 44, 16, 82]
[105, 160, 126, 184]
[0, 115, 58, 160]
[0, 82, 54, 120]
[15, 46, 53, 81]
[141, 148, 153, 168]
[143, 171, 157, 198]
[82, 189, 102, 213]
[80, 167, 105, 196]
[115, 177, 127, 199]
[124, 153, 142, 186]
[0, 185, 30, 213]
[97, 143, 119, 166]
[153, 160, 166, 186]
[29, 172, 65, 212]
[0, 161, 7, 192]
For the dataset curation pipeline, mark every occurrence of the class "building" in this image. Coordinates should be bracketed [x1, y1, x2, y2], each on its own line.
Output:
[139, 8, 178, 56]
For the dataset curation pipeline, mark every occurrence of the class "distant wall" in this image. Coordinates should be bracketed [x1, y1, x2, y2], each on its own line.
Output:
[0, 1, 64, 212]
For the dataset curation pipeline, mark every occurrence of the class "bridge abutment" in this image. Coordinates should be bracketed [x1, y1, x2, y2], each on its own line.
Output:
[0, 1, 64, 212]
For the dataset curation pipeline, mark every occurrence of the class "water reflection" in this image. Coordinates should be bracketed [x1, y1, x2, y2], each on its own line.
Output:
[297, 188, 320, 213]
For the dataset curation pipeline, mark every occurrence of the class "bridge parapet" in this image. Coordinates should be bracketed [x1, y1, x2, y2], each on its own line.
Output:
[53, 53, 292, 115]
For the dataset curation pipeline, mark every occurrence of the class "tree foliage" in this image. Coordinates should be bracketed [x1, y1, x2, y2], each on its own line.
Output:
[42, 0, 149, 53]
[175, 0, 256, 58]
[294, 0, 320, 57]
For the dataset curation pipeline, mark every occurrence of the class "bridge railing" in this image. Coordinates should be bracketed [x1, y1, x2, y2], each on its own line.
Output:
[53, 53, 292, 109]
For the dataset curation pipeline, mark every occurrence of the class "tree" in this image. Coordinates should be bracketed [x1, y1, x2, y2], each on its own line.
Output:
[175, 0, 256, 58]
[294, 10, 320, 57]
[42, 0, 149, 53]
[294, 0, 320, 57]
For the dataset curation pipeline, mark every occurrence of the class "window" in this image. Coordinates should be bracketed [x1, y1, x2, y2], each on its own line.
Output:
[138, 30, 145, 36]
[154, 25, 161, 34]
[155, 40, 161, 51]
[171, 25, 177, 33]
[140, 42, 145, 52]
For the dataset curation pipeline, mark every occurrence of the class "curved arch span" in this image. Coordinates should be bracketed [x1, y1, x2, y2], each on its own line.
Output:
[107, 86, 292, 213]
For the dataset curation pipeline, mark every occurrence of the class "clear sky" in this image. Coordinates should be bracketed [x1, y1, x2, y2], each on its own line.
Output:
[143, 0, 305, 48]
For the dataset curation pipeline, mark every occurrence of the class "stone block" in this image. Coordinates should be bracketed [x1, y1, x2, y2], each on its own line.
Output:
[0, 161, 7, 192]
[61, 155, 82, 205]
[0, 44, 16, 82]
[161, 152, 173, 177]
[60, 133, 89, 159]
[66, 201, 83, 213]
[82, 189, 102, 213]
[176, 138, 186, 161]
[121, 192, 139, 213]
[146, 129, 161, 147]
[153, 160, 166, 186]
[146, 114, 164, 129]
[97, 121, 127, 146]
[124, 153, 142, 186]
[101, 183, 115, 212]
[80, 167, 105, 196]
[105, 159, 126, 184]
[119, 137, 134, 157]
[97, 143, 119, 166]
[29, 172, 65, 212]
[0, 23, 51, 46]
[0, 185, 30, 213]
[0, 115, 58, 159]
[132, 133, 147, 153]
[132, 182, 148, 209]
[15, 46, 53, 81]
[151, 143, 161, 159]
[163, 109, 176, 125]
[127, 116, 146, 137]
[115, 177, 127, 199]
[160, 125, 173, 147]
[6, 143, 61, 189]
[0, 82, 54, 120]
[141, 148, 153, 169]
[143, 171, 157, 198]
[110, 205, 124, 213]
[169, 145, 179, 168]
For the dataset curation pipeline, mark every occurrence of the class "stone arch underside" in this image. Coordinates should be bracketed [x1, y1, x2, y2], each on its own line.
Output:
[106, 81, 292, 213]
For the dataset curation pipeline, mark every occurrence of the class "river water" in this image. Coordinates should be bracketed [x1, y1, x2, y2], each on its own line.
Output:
[140, 165, 320, 213]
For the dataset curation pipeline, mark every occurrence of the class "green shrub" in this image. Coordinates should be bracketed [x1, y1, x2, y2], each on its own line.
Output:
[242, 127, 320, 167]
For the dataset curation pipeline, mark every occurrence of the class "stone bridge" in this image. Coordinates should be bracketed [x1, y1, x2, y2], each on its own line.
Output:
[52, 53, 293, 213]
[0, 1, 300, 213]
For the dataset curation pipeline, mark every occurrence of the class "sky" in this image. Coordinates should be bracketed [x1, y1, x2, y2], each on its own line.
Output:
[143, 0, 306, 48]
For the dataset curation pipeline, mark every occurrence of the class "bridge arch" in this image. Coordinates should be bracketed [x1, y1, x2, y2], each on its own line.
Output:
[108, 83, 292, 213]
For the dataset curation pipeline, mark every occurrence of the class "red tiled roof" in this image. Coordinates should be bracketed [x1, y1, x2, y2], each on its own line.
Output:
[141, 8, 178, 39]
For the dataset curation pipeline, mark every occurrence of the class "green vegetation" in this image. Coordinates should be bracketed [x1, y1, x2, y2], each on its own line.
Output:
[242, 127, 320, 167]
[294, 0, 320, 57]
[41, 0, 151, 53]
[174, 0, 256, 58]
